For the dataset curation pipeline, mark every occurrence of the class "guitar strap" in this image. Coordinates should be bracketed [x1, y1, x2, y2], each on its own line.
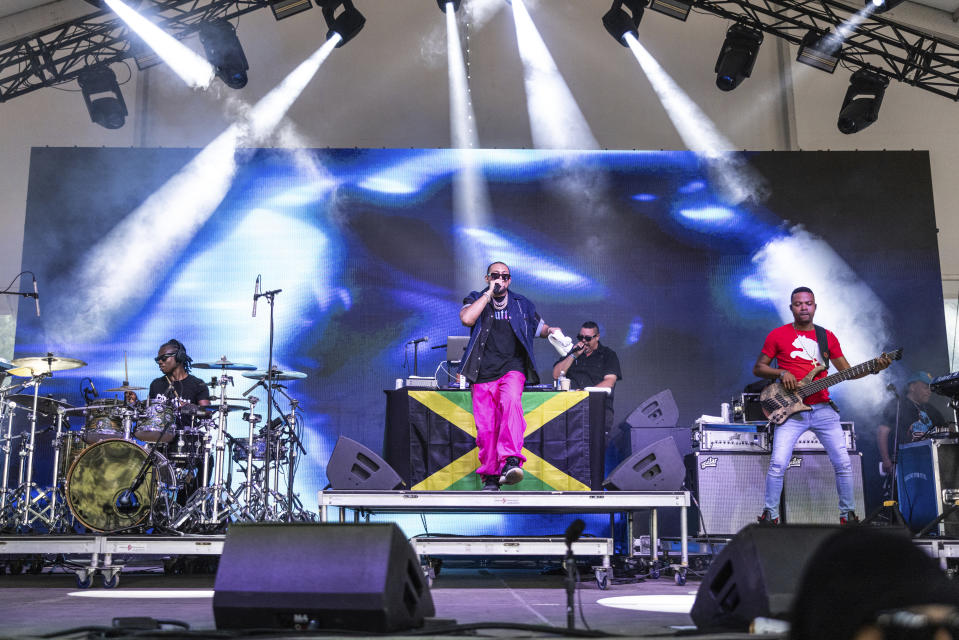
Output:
[813, 324, 841, 413]
[813, 324, 830, 367]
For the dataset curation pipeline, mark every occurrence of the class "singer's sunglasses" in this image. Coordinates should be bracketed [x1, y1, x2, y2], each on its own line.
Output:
[487, 272, 511, 281]
[577, 334, 598, 342]
[154, 353, 177, 363]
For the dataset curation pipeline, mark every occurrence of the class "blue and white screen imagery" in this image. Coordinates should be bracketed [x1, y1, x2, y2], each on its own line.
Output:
[14, 148, 946, 525]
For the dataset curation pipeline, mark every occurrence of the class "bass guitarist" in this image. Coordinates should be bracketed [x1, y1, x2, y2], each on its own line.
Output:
[753, 286, 891, 525]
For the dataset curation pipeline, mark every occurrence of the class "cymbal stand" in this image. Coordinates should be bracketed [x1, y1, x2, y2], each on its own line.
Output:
[0, 399, 18, 528]
[172, 368, 238, 530]
[12, 373, 50, 530]
[267, 384, 309, 521]
[30, 408, 74, 532]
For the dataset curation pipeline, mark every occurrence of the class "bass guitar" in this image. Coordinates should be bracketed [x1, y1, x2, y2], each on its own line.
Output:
[759, 348, 902, 425]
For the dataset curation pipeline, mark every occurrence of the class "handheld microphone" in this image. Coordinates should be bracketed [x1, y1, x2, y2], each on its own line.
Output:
[32, 277, 40, 318]
[252, 274, 261, 318]
[493, 283, 502, 295]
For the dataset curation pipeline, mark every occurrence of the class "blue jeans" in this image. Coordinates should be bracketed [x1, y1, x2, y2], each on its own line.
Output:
[762, 403, 855, 519]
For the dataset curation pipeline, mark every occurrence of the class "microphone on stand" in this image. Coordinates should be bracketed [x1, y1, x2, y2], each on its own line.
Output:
[252, 274, 261, 318]
[32, 277, 40, 317]
[89, 379, 98, 398]
[565, 518, 586, 546]
[886, 383, 900, 399]
[407, 337, 429, 345]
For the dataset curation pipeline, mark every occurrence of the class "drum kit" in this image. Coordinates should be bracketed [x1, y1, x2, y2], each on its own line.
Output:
[0, 352, 312, 535]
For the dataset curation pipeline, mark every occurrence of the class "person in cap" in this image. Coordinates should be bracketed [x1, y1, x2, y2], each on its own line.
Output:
[877, 371, 948, 477]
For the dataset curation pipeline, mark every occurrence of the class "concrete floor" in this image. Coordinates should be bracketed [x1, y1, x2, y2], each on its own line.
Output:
[0, 564, 731, 638]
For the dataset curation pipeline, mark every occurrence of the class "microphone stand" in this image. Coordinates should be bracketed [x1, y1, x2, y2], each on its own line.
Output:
[564, 518, 585, 631]
[253, 287, 281, 520]
[269, 385, 306, 521]
[865, 388, 906, 526]
[116, 420, 175, 521]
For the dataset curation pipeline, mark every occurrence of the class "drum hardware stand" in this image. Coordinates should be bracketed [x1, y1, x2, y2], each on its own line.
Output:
[11, 373, 53, 530]
[171, 368, 240, 530]
[29, 408, 76, 533]
[114, 419, 176, 525]
[266, 385, 307, 522]
[0, 400, 19, 528]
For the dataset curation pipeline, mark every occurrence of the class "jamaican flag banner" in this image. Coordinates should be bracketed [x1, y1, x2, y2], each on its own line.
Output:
[402, 390, 599, 491]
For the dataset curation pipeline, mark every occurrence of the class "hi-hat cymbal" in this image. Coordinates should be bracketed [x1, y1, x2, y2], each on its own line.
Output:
[241, 368, 307, 381]
[6, 394, 73, 416]
[8, 354, 86, 377]
[193, 357, 257, 371]
[105, 384, 146, 392]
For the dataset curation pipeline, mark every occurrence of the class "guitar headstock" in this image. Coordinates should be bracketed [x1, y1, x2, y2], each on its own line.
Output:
[882, 348, 903, 361]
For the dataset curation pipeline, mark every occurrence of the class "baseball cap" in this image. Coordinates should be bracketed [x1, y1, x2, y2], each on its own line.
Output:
[906, 371, 934, 386]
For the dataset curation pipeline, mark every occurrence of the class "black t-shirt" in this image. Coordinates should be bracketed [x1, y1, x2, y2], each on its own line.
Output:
[476, 306, 527, 384]
[881, 398, 947, 450]
[149, 374, 211, 405]
[556, 344, 623, 392]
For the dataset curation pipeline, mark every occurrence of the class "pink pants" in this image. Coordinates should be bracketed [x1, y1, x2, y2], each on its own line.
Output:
[472, 370, 528, 476]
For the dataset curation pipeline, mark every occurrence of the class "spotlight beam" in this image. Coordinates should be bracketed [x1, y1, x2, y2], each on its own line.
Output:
[622, 33, 766, 204]
[51, 37, 341, 345]
[511, 0, 598, 150]
[104, 0, 215, 89]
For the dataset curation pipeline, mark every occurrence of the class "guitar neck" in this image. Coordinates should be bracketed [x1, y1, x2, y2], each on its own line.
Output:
[798, 358, 877, 398]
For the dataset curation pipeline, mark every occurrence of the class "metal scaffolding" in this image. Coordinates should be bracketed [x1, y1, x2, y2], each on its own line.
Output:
[0, 0, 957, 103]
[0, 0, 270, 102]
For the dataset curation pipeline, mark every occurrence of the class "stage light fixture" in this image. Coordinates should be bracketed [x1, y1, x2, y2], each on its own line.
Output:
[320, 0, 365, 47]
[437, 0, 461, 11]
[77, 65, 128, 129]
[714, 22, 763, 91]
[602, 0, 646, 46]
[796, 29, 839, 73]
[269, 0, 313, 20]
[837, 67, 889, 134]
[868, 0, 905, 13]
[648, 0, 692, 22]
[198, 20, 249, 89]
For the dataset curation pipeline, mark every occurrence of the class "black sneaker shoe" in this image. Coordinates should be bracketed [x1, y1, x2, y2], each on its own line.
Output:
[481, 475, 500, 491]
[499, 456, 524, 485]
[757, 509, 780, 525]
[840, 511, 860, 525]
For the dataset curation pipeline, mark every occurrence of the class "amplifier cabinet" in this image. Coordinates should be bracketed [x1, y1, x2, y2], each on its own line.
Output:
[782, 451, 865, 524]
[686, 452, 769, 536]
[897, 439, 959, 536]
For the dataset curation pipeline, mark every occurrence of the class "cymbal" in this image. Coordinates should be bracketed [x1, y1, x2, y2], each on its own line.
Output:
[193, 357, 257, 371]
[241, 369, 307, 381]
[105, 384, 146, 392]
[6, 394, 73, 416]
[8, 354, 86, 377]
[0, 359, 13, 371]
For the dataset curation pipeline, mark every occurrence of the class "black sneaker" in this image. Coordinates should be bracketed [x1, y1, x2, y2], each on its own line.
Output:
[840, 511, 860, 525]
[499, 457, 524, 485]
[757, 509, 780, 525]
[481, 475, 500, 491]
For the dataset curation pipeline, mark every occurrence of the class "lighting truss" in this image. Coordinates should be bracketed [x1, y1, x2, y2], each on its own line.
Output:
[0, 0, 272, 103]
[690, 0, 959, 100]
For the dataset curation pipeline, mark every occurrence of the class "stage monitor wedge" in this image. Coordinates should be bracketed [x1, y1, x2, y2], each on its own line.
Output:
[603, 437, 684, 491]
[213, 522, 435, 631]
[326, 435, 405, 490]
[626, 389, 679, 428]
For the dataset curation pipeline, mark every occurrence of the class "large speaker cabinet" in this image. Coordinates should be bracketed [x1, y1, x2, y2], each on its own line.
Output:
[897, 439, 959, 536]
[213, 523, 435, 632]
[686, 452, 769, 535]
[782, 451, 865, 524]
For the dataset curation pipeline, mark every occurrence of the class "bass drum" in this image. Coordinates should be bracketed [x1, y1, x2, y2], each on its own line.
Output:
[65, 439, 177, 533]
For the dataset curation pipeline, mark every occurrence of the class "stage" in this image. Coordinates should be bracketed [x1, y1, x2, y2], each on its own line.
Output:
[0, 565, 746, 639]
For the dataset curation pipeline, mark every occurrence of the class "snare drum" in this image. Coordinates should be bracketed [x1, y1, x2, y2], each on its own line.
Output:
[135, 402, 177, 443]
[83, 402, 124, 444]
[65, 438, 177, 533]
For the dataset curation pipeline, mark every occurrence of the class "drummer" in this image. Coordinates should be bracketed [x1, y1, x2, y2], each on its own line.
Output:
[126, 339, 211, 410]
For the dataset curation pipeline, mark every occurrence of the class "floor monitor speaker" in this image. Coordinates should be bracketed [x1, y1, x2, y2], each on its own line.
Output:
[326, 435, 405, 490]
[603, 437, 684, 491]
[213, 522, 435, 631]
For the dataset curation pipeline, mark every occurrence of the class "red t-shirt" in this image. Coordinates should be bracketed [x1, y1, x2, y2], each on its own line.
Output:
[761, 324, 843, 405]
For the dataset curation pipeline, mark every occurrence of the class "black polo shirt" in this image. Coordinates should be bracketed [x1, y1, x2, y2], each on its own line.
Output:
[557, 344, 622, 392]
